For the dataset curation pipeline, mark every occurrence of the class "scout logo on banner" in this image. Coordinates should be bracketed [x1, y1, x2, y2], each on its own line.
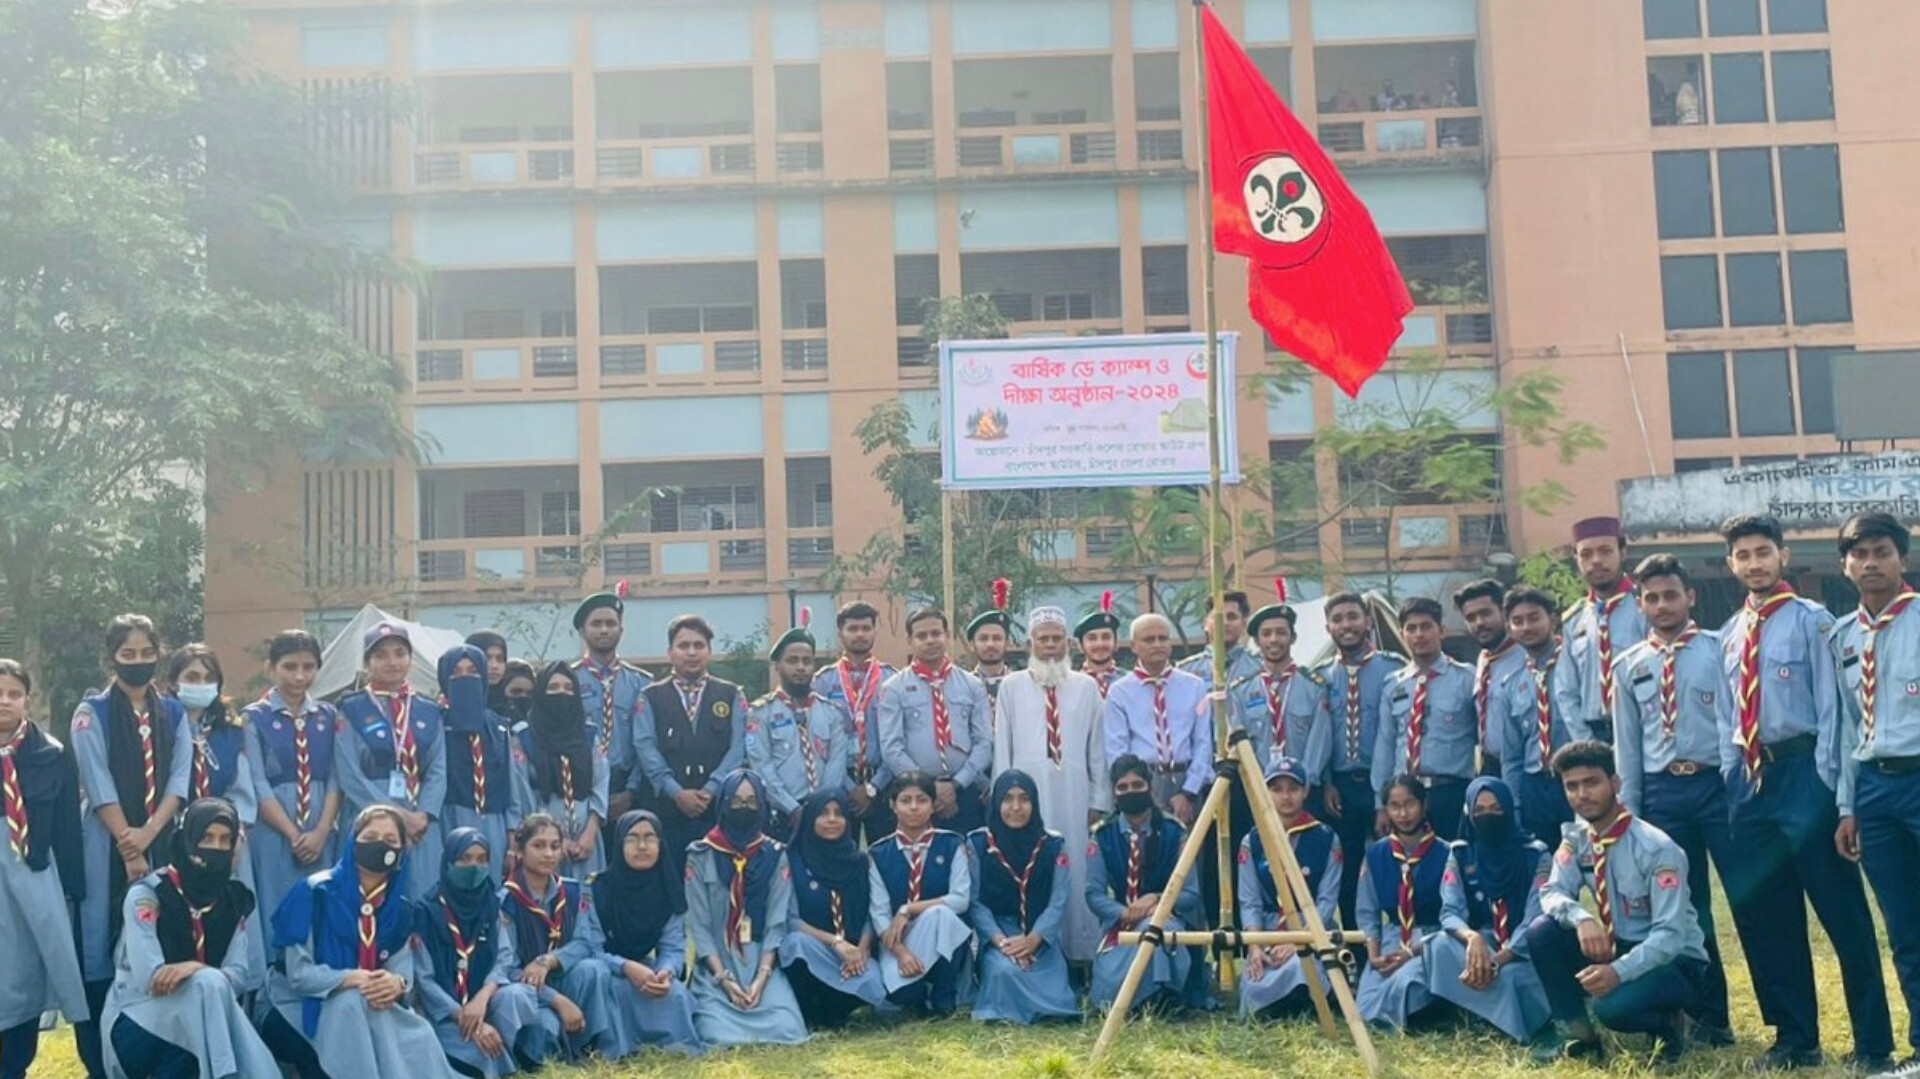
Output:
[937, 333, 1240, 491]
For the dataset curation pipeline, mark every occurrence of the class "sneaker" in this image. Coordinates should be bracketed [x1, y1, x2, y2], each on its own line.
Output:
[1755, 1043, 1825, 1070]
[1852, 1055, 1897, 1075]
[1694, 1021, 1737, 1048]
[1530, 1021, 1604, 1067]
[1867, 1056, 1920, 1079]
[1658, 1011, 1692, 1064]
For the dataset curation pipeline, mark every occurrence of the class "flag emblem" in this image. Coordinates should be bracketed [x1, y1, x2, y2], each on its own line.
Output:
[1243, 155, 1327, 254]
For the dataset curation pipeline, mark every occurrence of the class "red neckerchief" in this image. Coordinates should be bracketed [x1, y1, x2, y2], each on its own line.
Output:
[984, 830, 1047, 929]
[1406, 668, 1432, 777]
[0, 725, 27, 861]
[1735, 584, 1797, 788]
[911, 661, 954, 752]
[579, 656, 619, 758]
[439, 896, 479, 1001]
[703, 826, 766, 953]
[358, 875, 391, 970]
[504, 872, 569, 954]
[1473, 639, 1516, 749]
[1342, 650, 1377, 763]
[1588, 579, 1635, 715]
[133, 699, 159, 816]
[775, 688, 818, 788]
[1043, 683, 1063, 766]
[837, 655, 882, 773]
[1857, 593, 1920, 746]
[1588, 811, 1634, 940]
[892, 828, 934, 903]
[1261, 663, 1297, 752]
[162, 866, 212, 963]
[1648, 624, 1700, 740]
[1391, 827, 1437, 948]
[1134, 667, 1173, 767]
[375, 685, 419, 801]
[292, 712, 314, 823]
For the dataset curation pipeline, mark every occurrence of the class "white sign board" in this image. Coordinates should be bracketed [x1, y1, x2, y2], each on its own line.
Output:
[1620, 453, 1920, 537]
[937, 333, 1240, 491]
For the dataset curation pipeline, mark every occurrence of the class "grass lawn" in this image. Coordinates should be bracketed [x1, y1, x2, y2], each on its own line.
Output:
[28, 891, 1905, 1079]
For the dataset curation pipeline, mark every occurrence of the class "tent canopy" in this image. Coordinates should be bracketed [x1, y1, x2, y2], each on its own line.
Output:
[315, 604, 472, 701]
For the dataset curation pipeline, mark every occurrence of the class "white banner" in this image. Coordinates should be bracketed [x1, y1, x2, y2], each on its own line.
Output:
[937, 333, 1240, 491]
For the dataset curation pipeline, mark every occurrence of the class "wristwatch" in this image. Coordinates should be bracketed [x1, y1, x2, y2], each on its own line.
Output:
[863, 781, 877, 798]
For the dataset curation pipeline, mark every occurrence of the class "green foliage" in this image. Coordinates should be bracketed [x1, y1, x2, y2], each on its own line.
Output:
[920, 294, 1010, 345]
[1518, 550, 1589, 611]
[0, 0, 411, 698]
[710, 631, 771, 698]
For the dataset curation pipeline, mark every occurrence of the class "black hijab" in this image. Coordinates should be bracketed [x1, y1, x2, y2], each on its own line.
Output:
[491, 659, 537, 723]
[977, 770, 1058, 931]
[528, 661, 593, 800]
[416, 828, 500, 1000]
[593, 811, 685, 964]
[791, 789, 870, 938]
[155, 798, 254, 966]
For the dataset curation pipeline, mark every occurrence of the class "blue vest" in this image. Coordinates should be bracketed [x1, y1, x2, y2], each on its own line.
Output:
[1093, 814, 1185, 900]
[1364, 835, 1449, 931]
[338, 689, 444, 779]
[1450, 838, 1548, 932]
[1248, 824, 1335, 912]
[193, 719, 247, 800]
[871, 830, 964, 912]
[789, 852, 870, 940]
[245, 699, 338, 787]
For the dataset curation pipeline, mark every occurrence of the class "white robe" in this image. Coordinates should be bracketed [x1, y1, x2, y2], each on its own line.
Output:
[990, 669, 1110, 962]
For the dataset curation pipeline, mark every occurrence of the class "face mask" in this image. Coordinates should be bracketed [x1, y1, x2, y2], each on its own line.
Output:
[1471, 812, 1514, 845]
[354, 840, 400, 874]
[176, 683, 220, 710]
[116, 661, 157, 689]
[447, 864, 491, 892]
[1115, 790, 1154, 817]
[500, 697, 532, 724]
[189, 847, 234, 879]
[722, 806, 760, 835]
[446, 676, 487, 721]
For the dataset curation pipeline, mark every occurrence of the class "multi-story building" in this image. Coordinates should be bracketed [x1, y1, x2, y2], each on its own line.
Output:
[205, 0, 1918, 664]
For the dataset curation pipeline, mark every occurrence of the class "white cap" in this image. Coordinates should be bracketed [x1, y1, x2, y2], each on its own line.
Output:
[1027, 606, 1069, 632]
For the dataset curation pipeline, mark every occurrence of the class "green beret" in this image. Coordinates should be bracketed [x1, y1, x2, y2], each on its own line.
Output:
[572, 591, 623, 631]
[770, 626, 816, 661]
[965, 609, 1013, 641]
[1247, 603, 1297, 635]
[1073, 609, 1122, 640]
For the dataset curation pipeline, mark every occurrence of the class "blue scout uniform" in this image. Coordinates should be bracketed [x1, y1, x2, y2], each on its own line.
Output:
[334, 686, 448, 902]
[1610, 625, 1737, 1033]
[1472, 641, 1527, 776]
[1085, 812, 1208, 1012]
[1101, 667, 1214, 812]
[879, 664, 993, 833]
[1832, 593, 1920, 1058]
[868, 828, 973, 1011]
[244, 692, 341, 933]
[1231, 665, 1328, 772]
[1718, 592, 1892, 1060]
[1374, 657, 1477, 839]
[813, 658, 898, 841]
[575, 656, 647, 800]
[0, 721, 87, 1079]
[1495, 644, 1576, 847]
[496, 872, 626, 1061]
[1353, 831, 1450, 1029]
[635, 677, 747, 867]
[966, 827, 1079, 1024]
[744, 689, 853, 834]
[1236, 820, 1340, 1017]
[1427, 832, 1552, 1041]
[1556, 584, 1646, 744]
[1303, 650, 1402, 928]
[1527, 815, 1709, 1039]
[1179, 644, 1261, 688]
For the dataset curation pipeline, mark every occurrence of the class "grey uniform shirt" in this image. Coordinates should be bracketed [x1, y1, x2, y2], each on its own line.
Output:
[1180, 645, 1261, 689]
[744, 691, 854, 817]
[1716, 595, 1839, 792]
[1374, 657, 1477, 802]
[1830, 595, 1920, 816]
[879, 664, 993, 789]
[1610, 628, 1731, 815]
[1539, 815, 1708, 983]
[1556, 590, 1647, 741]
[1230, 664, 1328, 770]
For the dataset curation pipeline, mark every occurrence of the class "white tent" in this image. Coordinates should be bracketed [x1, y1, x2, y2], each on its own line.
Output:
[314, 604, 472, 701]
[1290, 591, 1405, 666]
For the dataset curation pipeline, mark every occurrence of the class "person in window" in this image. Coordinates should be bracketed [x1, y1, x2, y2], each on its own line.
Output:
[244, 632, 344, 958]
[437, 647, 517, 882]
[336, 624, 447, 903]
[409, 828, 544, 1078]
[779, 790, 885, 1030]
[1675, 63, 1702, 125]
[870, 771, 974, 1017]
[1238, 758, 1341, 1020]
[0, 658, 87, 1079]
[103, 797, 277, 1079]
[1426, 777, 1553, 1042]
[496, 813, 622, 1063]
[967, 770, 1078, 1024]
[514, 663, 604, 881]
[595, 810, 702, 1056]
[685, 770, 808, 1046]
[1087, 754, 1208, 1014]
[262, 804, 457, 1079]
[72, 614, 193, 1077]
[1354, 775, 1449, 1029]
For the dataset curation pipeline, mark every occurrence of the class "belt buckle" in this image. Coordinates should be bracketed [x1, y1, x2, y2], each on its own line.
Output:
[1668, 761, 1699, 777]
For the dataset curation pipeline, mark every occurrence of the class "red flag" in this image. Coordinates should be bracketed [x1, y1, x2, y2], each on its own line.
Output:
[1201, 6, 1412, 396]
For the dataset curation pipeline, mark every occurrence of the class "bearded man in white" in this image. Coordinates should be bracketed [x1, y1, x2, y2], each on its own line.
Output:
[991, 606, 1110, 963]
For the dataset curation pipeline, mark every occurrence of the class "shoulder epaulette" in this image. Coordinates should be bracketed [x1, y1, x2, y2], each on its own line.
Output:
[1302, 668, 1326, 686]
[1091, 816, 1113, 836]
[1376, 650, 1407, 665]
[1227, 672, 1259, 692]
[1562, 600, 1585, 622]
[619, 660, 648, 674]
[750, 692, 776, 711]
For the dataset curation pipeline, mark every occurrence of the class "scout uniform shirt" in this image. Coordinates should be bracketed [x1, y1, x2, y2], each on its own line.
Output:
[1609, 627, 1731, 815]
[1101, 667, 1214, 801]
[878, 663, 993, 791]
[1471, 642, 1528, 771]
[1539, 815, 1708, 980]
[1830, 593, 1920, 817]
[636, 675, 747, 802]
[814, 657, 897, 795]
[1497, 643, 1576, 804]
[574, 657, 648, 795]
[1716, 591, 1840, 795]
[1556, 585, 1647, 743]
[1302, 651, 1404, 787]
[1372, 656, 1477, 802]
[1179, 644, 1261, 689]
[744, 688, 854, 819]
[1231, 663, 1328, 771]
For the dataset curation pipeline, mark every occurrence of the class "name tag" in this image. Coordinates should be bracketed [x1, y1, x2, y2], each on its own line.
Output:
[1842, 653, 1860, 669]
[1632, 671, 1655, 685]
[1390, 689, 1410, 703]
[387, 771, 411, 801]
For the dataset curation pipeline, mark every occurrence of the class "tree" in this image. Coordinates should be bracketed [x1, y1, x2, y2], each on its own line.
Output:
[0, 0, 410, 702]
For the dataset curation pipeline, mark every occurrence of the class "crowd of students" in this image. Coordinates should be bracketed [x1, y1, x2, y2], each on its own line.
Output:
[2, 507, 1919, 1077]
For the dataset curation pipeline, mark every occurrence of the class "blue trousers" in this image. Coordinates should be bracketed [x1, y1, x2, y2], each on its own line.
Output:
[1519, 770, 1573, 848]
[1723, 753, 1892, 1056]
[1526, 920, 1703, 1036]
[1319, 770, 1377, 930]
[1641, 770, 1737, 1030]
[110, 1016, 196, 1079]
[1857, 767, 1920, 1053]
[0, 1019, 41, 1079]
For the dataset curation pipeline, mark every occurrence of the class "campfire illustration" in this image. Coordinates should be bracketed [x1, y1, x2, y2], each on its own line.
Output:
[965, 408, 1010, 441]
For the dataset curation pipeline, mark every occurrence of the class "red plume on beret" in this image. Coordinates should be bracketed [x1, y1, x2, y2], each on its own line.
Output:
[1273, 576, 1288, 603]
[799, 606, 812, 629]
[992, 578, 1011, 612]
[614, 578, 630, 599]
[1100, 590, 1114, 614]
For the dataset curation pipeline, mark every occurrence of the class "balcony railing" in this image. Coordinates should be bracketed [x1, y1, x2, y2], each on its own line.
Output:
[775, 137, 824, 174]
[889, 136, 934, 174]
[1335, 505, 1506, 559]
[1394, 304, 1495, 357]
[787, 529, 834, 571]
[597, 334, 761, 384]
[781, 333, 829, 380]
[1137, 122, 1185, 165]
[416, 538, 584, 589]
[412, 339, 579, 392]
[1314, 108, 1484, 164]
[596, 531, 770, 581]
[413, 143, 574, 188]
[955, 124, 1119, 173]
[595, 136, 755, 184]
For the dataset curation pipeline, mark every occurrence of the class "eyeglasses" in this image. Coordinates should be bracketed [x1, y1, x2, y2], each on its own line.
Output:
[623, 834, 661, 847]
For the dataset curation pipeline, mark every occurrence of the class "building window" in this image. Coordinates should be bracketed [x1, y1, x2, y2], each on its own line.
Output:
[1711, 53, 1767, 123]
[1725, 252, 1786, 326]
[1676, 456, 1736, 472]
[1648, 56, 1706, 126]
[1779, 144, 1844, 233]
[540, 490, 580, 537]
[1766, 0, 1827, 33]
[650, 485, 762, 533]
[1668, 352, 1733, 438]
[1707, 0, 1762, 35]
[463, 490, 527, 539]
[1662, 255, 1723, 330]
[1644, 0, 1702, 39]
[1654, 151, 1714, 238]
[1733, 349, 1795, 435]
[1788, 249, 1851, 324]
[894, 255, 940, 326]
[1797, 347, 1839, 434]
[1142, 246, 1190, 317]
[1771, 50, 1834, 121]
[1716, 148, 1776, 236]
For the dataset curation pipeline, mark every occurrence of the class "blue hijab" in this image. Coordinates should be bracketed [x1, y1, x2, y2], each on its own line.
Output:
[271, 823, 412, 1033]
[702, 769, 781, 934]
[415, 828, 499, 1002]
[1459, 776, 1535, 913]
[439, 645, 509, 813]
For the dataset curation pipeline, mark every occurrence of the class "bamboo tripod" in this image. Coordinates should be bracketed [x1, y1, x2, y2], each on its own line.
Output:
[1088, 736, 1382, 1075]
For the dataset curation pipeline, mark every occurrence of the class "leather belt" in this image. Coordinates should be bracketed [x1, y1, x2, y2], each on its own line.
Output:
[1761, 733, 1817, 765]
[1868, 756, 1920, 776]
[1664, 761, 1718, 777]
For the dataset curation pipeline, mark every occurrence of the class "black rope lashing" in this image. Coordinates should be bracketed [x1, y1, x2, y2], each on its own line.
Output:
[1138, 923, 1168, 950]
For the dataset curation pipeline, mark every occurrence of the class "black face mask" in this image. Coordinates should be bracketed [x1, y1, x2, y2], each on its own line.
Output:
[115, 660, 158, 689]
[722, 806, 760, 835]
[1471, 812, 1515, 845]
[1115, 790, 1154, 817]
[187, 847, 235, 880]
[500, 697, 532, 724]
[354, 840, 401, 874]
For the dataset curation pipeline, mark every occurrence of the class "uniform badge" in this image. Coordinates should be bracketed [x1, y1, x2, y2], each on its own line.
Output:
[73, 710, 93, 733]
[935, 855, 946, 865]
[1238, 848, 1251, 865]
[1697, 690, 1715, 706]
[1777, 666, 1791, 680]
[273, 720, 284, 731]
[809, 880, 819, 891]
[1057, 852, 1070, 868]
[1907, 682, 1919, 697]
[1443, 868, 1457, 886]
[1088, 842, 1100, 859]
[1656, 868, 1681, 890]
[135, 898, 159, 926]
[1555, 846, 1573, 866]
[714, 701, 731, 719]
